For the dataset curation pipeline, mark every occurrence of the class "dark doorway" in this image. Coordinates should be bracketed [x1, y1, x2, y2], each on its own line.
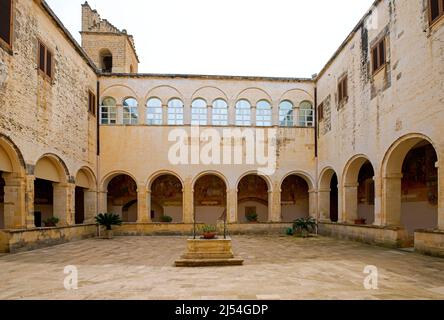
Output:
[75, 187, 85, 225]
[330, 173, 339, 222]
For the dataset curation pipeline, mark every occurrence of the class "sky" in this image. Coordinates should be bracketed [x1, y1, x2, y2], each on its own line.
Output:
[45, 0, 375, 78]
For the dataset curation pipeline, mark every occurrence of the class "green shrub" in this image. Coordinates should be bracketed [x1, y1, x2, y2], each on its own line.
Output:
[95, 213, 122, 231]
[43, 216, 60, 227]
[292, 217, 317, 238]
[201, 224, 217, 233]
[160, 215, 173, 223]
[245, 212, 258, 222]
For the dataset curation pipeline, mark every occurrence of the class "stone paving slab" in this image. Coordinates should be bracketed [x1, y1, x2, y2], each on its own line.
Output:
[0, 235, 444, 300]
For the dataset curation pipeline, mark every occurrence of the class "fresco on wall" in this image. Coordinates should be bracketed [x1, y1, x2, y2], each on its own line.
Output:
[358, 162, 375, 205]
[238, 175, 268, 204]
[108, 175, 137, 206]
[281, 175, 309, 205]
[151, 175, 183, 206]
[194, 175, 226, 206]
[402, 143, 438, 205]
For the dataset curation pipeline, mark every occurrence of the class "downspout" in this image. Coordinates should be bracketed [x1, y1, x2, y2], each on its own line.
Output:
[96, 80, 101, 237]
[314, 85, 319, 234]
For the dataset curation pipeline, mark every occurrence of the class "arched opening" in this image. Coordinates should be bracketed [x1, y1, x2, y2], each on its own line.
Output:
[0, 137, 25, 229]
[330, 174, 339, 222]
[357, 161, 375, 224]
[100, 49, 113, 73]
[75, 168, 96, 225]
[151, 174, 183, 222]
[319, 169, 338, 222]
[107, 175, 137, 222]
[34, 156, 67, 227]
[237, 174, 269, 222]
[343, 157, 375, 225]
[194, 175, 227, 224]
[383, 136, 439, 245]
[0, 174, 5, 229]
[281, 175, 310, 222]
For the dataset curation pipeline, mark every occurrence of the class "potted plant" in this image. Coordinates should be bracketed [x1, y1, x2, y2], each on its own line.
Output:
[201, 224, 217, 240]
[43, 216, 59, 228]
[95, 213, 122, 239]
[354, 218, 367, 225]
[245, 212, 258, 223]
[293, 217, 317, 238]
[160, 215, 173, 223]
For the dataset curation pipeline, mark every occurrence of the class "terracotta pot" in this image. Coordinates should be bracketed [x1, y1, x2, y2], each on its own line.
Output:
[203, 232, 217, 240]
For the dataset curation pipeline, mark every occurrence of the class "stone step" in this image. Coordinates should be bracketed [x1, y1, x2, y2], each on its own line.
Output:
[175, 258, 244, 267]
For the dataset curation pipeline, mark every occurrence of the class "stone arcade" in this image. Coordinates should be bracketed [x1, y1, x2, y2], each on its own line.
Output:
[0, 0, 443, 257]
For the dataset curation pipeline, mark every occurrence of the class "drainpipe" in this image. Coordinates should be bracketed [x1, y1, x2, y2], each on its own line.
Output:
[314, 85, 320, 235]
[96, 80, 101, 237]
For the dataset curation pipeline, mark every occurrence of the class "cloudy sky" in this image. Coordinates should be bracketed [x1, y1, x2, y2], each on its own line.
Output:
[46, 0, 375, 78]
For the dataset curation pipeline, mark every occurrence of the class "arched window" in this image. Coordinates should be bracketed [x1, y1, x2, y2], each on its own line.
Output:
[279, 101, 294, 127]
[212, 99, 228, 126]
[146, 98, 163, 125]
[100, 97, 117, 125]
[168, 99, 184, 125]
[236, 100, 251, 126]
[298, 101, 314, 127]
[256, 100, 272, 127]
[100, 49, 113, 73]
[191, 99, 207, 126]
[123, 98, 139, 125]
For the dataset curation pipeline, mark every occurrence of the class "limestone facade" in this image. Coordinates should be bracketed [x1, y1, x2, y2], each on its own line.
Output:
[0, 0, 443, 254]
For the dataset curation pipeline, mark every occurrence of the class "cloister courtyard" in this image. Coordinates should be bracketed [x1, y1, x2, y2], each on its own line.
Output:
[0, 235, 444, 300]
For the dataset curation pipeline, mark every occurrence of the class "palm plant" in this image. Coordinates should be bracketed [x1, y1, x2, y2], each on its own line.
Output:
[293, 217, 317, 238]
[95, 213, 122, 231]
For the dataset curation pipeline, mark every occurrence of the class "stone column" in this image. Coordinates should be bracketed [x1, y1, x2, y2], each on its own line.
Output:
[183, 99, 191, 126]
[342, 183, 359, 223]
[98, 190, 108, 214]
[437, 161, 443, 230]
[382, 174, 403, 226]
[226, 188, 238, 223]
[228, 99, 236, 126]
[207, 104, 213, 126]
[182, 178, 194, 223]
[162, 103, 168, 126]
[251, 104, 257, 126]
[83, 190, 97, 223]
[25, 175, 35, 228]
[136, 186, 150, 223]
[373, 175, 383, 226]
[308, 189, 317, 219]
[53, 182, 75, 226]
[269, 188, 281, 222]
[116, 104, 123, 124]
[272, 100, 280, 127]
[138, 99, 146, 125]
[318, 188, 331, 221]
[2, 174, 26, 229]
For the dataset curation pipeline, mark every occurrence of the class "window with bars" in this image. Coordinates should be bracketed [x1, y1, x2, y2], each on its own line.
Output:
[168, 99, 184, 125]
[0, 0, 12, 49]
[88, 91, 96, 116]
[298, 101, 314, 127]
[38, 40, 54, 80]
[338, 75, 348, 105]
[235, 100, 251, 126]
[371, 38, 386, 75]
[191, 99, 207, 125]
[212, 99, 228, 126]
[100, 97, 117, 125]
[429, 0, 444, 25]
[279, 101, 294, 127]
[256, 100, 272, 127]
[146, 98, 163, 125]
[123, 98, 139, 125]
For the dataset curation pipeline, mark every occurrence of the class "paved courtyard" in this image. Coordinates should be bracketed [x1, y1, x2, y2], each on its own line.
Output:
[1, 235, 444, 300]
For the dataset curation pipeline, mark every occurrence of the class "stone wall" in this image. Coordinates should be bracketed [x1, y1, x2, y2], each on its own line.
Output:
[415, 229, 444, 258]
